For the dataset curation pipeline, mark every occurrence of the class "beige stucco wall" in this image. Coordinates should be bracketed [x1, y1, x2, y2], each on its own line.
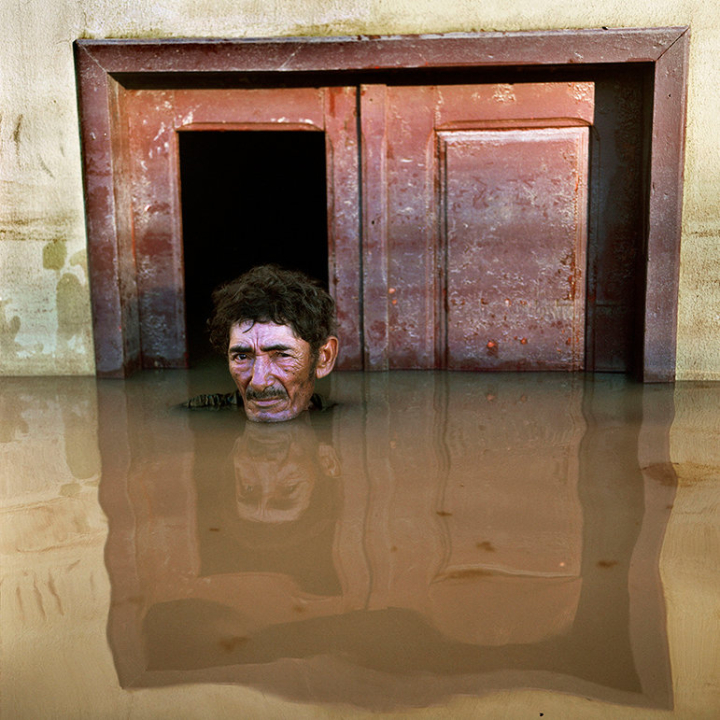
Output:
[0, 0, 718, 378]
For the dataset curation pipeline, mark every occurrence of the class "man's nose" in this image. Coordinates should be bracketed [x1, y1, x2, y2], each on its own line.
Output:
[249, 355, 274, 389]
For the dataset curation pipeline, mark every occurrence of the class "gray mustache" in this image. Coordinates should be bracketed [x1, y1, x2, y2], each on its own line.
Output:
[245, 387, 288, 402]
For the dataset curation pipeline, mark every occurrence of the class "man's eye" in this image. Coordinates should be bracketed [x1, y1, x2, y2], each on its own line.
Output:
[231, 353, 248, 361]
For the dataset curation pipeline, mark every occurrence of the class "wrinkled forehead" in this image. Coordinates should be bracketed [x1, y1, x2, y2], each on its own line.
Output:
[228, 320, 306, 346]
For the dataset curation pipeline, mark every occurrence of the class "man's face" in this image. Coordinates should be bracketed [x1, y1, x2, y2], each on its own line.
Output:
[232, 424, 319, 524]
[227, 321, 337, 423]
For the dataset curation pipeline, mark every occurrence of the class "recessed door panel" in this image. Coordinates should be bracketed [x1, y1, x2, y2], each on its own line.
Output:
[442, 128, 588, 370]
[363, 82, 593, 370]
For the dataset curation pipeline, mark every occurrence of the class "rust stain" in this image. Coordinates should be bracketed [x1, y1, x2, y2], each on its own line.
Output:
[597, 560, 618, 569]
[12, 114, 23, 147]
[440, 568, 495, 581]
[476, 541, 496, 552]
[642, 463, 677, 486]
[219, 636, 249, 653]
[436, 510, 453, 517]
[671, 462, 717, 484]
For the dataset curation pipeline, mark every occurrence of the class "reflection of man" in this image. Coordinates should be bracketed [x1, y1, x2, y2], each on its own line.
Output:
[187, 265, 339, 422]
[198, 414, 343, 594]
[233, 420, 340, 524]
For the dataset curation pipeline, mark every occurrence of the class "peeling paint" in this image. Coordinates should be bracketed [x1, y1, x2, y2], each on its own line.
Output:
[492, 84, 516, 103]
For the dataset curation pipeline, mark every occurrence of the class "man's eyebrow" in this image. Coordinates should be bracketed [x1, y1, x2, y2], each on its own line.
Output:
[261, 344, 294, 353]
[228, 344, 295, 354]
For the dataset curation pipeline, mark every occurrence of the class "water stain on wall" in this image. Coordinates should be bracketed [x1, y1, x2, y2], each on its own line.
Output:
[43, 239, 67, 271]
[69, 249, 88, 270]
[56, 273, 88, 341]
[0, 299, 22, 364]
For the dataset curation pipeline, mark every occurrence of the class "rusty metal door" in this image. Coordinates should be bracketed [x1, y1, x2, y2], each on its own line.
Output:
[361, 83, 593, 370]
[121, 86, 361, 369]
[122, 81, 591, 372]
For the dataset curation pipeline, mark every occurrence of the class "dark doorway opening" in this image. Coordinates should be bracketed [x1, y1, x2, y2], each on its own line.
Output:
[179, 130, 329, 364]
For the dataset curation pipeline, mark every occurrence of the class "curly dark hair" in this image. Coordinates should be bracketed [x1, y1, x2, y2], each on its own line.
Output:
[208, 265, 337, 357]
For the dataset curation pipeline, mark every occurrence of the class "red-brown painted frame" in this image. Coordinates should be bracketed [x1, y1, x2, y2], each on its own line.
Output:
[74, 28, 689, 381]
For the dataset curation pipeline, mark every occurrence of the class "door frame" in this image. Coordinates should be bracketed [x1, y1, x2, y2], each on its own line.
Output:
[74, 28, 689, 381]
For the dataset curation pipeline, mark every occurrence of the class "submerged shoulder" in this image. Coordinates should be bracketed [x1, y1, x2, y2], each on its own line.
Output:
[182, 391, 334, 412]
[181, 390, 242, 410]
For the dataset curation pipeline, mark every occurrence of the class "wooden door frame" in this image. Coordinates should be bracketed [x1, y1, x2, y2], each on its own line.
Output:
[74, 27, 689, 381]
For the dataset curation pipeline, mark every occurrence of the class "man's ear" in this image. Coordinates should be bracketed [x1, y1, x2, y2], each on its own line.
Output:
[317, 443, 341, 477]
[314, 336, 339, 379]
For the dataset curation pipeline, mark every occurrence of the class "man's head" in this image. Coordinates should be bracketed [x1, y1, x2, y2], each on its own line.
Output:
[208, 265, 339, 422]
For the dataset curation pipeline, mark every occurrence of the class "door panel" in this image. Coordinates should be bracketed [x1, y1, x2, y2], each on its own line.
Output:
[442, 128, 588, 370]
[363, 82, 593, 370]
[359, 84, 391, 370]
[384, 86, 439, 369]
[123, 86, 361, 369]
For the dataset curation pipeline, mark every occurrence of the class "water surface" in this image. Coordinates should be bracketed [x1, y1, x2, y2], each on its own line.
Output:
[100, 369, 676, 711]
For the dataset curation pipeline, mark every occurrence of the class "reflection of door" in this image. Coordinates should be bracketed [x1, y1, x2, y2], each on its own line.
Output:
[123, 81, 591, 371]
[361, 83, 592, 370]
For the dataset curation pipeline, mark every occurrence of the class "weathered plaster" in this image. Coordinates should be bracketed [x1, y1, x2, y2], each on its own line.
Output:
[0, 0, 719, 377]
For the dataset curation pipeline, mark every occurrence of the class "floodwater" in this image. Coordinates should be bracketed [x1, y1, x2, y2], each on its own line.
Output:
[1, 367, 719, 719]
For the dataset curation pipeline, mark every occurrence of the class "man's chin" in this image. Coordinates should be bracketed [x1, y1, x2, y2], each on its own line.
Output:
[244, 400, 303, 423]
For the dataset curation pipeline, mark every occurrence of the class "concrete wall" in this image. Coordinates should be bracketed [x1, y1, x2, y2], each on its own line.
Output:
[1, 0, 718, 379]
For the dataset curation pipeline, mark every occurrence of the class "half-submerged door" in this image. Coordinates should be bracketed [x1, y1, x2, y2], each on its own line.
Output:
[361, 82, 593, 370]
